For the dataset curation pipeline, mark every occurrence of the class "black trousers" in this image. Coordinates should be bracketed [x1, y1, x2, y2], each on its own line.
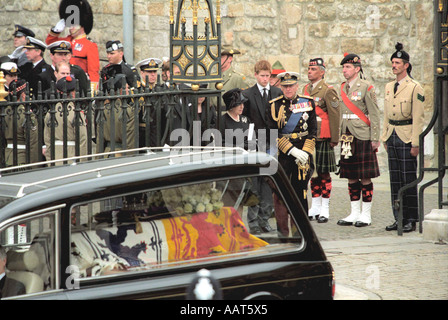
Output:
[386, 130, 418, 222]
[279, 153, 312, 213]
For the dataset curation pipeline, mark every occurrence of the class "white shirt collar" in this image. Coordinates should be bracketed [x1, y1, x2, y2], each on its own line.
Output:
[257, 83, 270, 94]
[33, 59, 43, 68]
[0, 272, 5, 281]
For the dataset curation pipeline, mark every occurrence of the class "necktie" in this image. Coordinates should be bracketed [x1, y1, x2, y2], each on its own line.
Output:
[262, 88, 268, 101]
[345, 84, 350, 94]
[394, 82, 399, 94]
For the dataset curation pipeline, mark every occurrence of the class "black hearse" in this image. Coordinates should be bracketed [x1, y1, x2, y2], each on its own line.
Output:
[0, 147, 334, 300]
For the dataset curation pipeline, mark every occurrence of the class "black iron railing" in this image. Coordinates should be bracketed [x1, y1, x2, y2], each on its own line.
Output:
[0, 78, 222, 168]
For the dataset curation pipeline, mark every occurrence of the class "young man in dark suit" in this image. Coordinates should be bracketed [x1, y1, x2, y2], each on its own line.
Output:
[242, 60, 282, 235]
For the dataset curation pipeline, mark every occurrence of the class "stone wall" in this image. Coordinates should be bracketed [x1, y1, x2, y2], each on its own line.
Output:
[0, 0, 436, 157]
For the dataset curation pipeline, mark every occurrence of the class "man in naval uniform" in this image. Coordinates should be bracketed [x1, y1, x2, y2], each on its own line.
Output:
[10, 25, 35, 67]
[19, 37, 51, 99]
[302, 58, 340, 223]
[39, 40, 88, 96]
[135, 58, 163, 147]
[266, 71, 317, 235]
[336, 53, 381, 228]
[382, 43, 425, 233]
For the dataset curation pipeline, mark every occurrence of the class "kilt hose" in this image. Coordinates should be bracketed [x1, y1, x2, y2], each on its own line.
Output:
[339, 133, 380, 180]
[386, 130, 418, 222]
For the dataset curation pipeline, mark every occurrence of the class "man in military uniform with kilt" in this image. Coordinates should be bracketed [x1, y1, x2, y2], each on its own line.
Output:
[303, 58, 340, 223]
[337, 53, 381, 228]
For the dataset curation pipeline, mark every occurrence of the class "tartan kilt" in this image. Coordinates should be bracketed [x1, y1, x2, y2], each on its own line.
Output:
[314, 140, 337, 173]
[339, 136, 380, 179]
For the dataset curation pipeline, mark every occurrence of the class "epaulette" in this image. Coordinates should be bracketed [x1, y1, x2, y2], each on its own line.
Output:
[297, 94, 313, 100]
[269, 95, 283, 104]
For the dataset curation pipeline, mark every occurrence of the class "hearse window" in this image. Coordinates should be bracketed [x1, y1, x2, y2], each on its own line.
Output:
[0, 211, 57, 298]
[70, 177, 303, 278]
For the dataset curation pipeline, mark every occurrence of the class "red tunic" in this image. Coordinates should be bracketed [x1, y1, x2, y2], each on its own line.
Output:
[46, 32, 100, 84]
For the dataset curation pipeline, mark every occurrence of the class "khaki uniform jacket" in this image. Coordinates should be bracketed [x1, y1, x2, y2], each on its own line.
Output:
[97, 101, 135, 152]
[214, 67, 249, 109]
[303, 80, 340, 144]
[44, 103, 88, 163]
[381, 75, 425, 147]
[4, 105, 39, 166]
[340, 77, 380, 141]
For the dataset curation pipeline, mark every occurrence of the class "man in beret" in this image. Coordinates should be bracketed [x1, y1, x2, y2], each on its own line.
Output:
[266, 71, 317, 235]
[46, 0, 100, 93]
[19, 37, 51, 99]
[303, 58, 340, 223]
[337, 53, 381, 228]
[382, 43, 425, 233]
[100, 41, 140, 91]
[10, 25, 35, 67]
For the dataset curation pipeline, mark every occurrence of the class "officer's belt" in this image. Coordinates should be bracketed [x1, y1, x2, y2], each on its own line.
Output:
[7, 144, 26, 150]
[280, 131, 308, 139]
[389, 119, 413, 126]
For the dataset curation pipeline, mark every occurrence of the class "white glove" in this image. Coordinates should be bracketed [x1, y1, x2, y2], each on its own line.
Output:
[8, 46, 24, 59]
[52, 19, 66, 33]
[289, 147, 309, 165]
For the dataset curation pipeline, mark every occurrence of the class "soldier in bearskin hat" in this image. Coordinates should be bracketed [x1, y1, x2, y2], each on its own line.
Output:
[46, 0, 100, 93]
[382, 43, 425, 233]
[336, 53, 380, 228]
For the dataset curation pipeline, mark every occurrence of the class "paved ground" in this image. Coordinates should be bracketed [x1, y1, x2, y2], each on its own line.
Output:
[310, 165, 448, 300]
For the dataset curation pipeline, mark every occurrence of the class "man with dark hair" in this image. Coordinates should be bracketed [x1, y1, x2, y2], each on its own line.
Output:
[303, 58, 340, 223]
[337, 53, 380, 228]
[10, 25, 35, 67]
[382, 43, 425, 233]
[0, 245, 26, 298]
[100, 40, 140, 91]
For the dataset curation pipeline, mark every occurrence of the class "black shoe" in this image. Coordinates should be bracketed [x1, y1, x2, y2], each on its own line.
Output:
[354, 221, 370, 227]
[309, 215, 319, 221]
[403, 222, 416, 233]
[386, 221, 398, 231]
[250, 226, 262, 235]
[337, 219, 353, 226]
[317, 216, 328, 223]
